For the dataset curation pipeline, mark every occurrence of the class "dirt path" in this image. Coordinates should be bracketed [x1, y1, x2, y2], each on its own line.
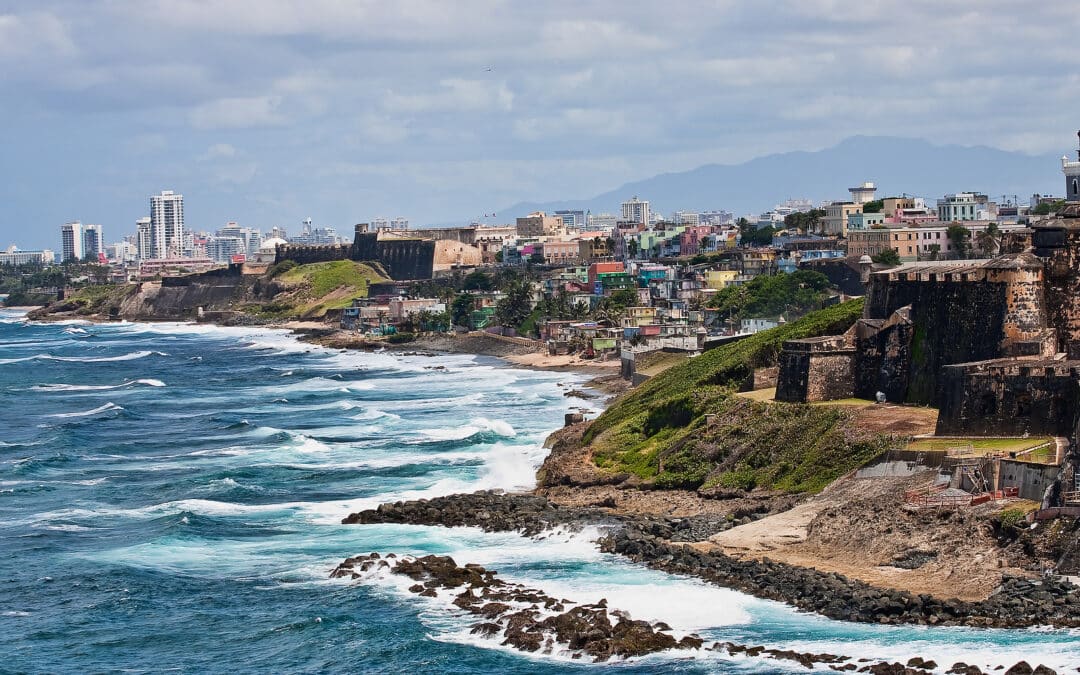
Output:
[698, 474, 1032, 601]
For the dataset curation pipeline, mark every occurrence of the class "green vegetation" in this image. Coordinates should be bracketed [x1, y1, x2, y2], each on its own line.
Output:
[861, 199, 884, 214]
[783, 208, 826, 232]
[265, 260, 387, 318]
[583, 301, 887, 494]
[386, 332, 416, 344]
[56, 284, 136, 317]
[707, 270, 833, 321]
[493, 278, 532, 330]
[871, 248, 900, 265]
[589, 298, 865, 441]
[267, 259, 297, 277]
[1032, 200, 1066, 216]
[583, 302, 886, 494]
[947, 224, 972, 258]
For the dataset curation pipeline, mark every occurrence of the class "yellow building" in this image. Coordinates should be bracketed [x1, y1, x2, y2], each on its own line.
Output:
[705, 269, 739, 289]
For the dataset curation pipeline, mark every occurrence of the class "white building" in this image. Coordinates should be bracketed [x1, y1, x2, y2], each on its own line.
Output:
[849, 181, 877, 205]
[60, 221, 83, 261]
[673, 211, 700, 226]
[586, 213, 618, 231]
[1063, 132, 1080, 201]
[135, 218, 153, 261]
[621, 196, 650, 225]
[107, 241, 138, 263]
[206, 236, 244, 263]
[150, 190, 185, 258]
[936, 193, 979, 222]
[217, 222, 262, 257]
[1, 245, 54, 265]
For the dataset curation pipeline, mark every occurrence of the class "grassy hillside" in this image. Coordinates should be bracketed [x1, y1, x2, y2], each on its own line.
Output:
[258, 261, 388, 319]
[48, 284, 137, 317]
[585, 300, 890, 494]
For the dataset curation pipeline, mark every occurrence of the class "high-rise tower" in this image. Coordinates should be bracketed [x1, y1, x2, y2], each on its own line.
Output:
[150, 190, 184, 258]
[60, 221, 83, 261]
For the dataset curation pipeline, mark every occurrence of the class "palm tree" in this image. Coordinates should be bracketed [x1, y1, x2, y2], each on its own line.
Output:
[975, 223, 1001, 258]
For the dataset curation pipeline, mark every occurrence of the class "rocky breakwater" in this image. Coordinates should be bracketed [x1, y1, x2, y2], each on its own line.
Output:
[345, 492, 1080, 630]
[329, 554, 1056, 674]
[342, 490, 740, 541]
[605, 521, 1080, 629]
[331, 553, 703, 662]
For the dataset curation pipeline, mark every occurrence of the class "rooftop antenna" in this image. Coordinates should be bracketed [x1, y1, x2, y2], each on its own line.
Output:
[1076, 129, 1080, 161]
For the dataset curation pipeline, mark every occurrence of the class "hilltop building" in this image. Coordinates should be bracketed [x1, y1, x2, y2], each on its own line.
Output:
[849, 181, 877, 205]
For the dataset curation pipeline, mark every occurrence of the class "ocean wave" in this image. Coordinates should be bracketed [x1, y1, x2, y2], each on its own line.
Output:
[31, 379, 165, 392]
[2, 350, 165, 364]
[47, 402, 124, 418]
[418, 417, 517, 441]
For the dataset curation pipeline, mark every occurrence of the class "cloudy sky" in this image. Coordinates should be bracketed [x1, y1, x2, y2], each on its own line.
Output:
[2, 0, 1079, 248]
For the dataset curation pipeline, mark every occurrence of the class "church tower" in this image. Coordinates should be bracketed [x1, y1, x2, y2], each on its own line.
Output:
[1063, 130, 1080, 202]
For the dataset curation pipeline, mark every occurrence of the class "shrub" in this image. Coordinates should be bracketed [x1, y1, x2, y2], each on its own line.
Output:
[387, 332, 416, 344]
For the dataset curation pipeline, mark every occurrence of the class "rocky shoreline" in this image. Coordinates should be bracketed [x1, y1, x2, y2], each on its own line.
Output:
[343, 492, 1080, 632]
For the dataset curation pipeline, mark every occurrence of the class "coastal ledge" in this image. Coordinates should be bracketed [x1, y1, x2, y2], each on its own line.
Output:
[342, 491, 1080, 631]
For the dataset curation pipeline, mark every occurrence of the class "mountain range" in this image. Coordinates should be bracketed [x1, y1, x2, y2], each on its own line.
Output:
[499, 136, 1065, 220]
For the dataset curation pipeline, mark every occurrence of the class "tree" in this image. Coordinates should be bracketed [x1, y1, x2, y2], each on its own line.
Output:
[947, 225, 972, 259]
[451, 293, 474, 328]
[784, 209, 825, 232]
[871, 248, 900, 265]
[626, 240, 639, 259]
[927, 243, 941, 261]
[1032, 200, 1066, 216]
[462, 270, 493, 291]
[975, 222, 1001, 258]
[861, 199, 884, 214]
[494, 280, 533, 329]
[707, 269, 832, 321]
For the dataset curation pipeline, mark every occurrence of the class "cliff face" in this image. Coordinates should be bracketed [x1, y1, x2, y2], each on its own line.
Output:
[29, 261, 386, 322]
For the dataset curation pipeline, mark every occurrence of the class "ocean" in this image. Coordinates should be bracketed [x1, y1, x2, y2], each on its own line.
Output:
[1, 307, 1078, 673]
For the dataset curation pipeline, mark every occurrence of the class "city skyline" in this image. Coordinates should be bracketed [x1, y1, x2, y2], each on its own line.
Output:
[2, 2, 1079, 248]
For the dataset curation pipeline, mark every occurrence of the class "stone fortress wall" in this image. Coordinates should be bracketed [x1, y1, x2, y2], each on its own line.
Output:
[776, 207, 1080, 439]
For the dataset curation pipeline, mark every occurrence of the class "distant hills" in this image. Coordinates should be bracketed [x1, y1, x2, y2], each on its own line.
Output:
[499, 136, 1064, 220]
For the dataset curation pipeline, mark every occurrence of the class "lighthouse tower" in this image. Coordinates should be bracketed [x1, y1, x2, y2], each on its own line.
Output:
[1063, 131, 1080, 202]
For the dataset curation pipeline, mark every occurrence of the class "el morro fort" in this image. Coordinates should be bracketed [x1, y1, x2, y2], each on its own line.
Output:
[777, 205, 1080, 443]
[273, 223, 490, 280]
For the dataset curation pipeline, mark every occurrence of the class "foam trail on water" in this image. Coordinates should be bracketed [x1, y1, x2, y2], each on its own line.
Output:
[48, 402, 124, 418]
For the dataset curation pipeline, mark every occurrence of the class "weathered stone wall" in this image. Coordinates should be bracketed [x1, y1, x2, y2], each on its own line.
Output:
[799, 258, 867, 296]
[1033, 224, 1080, 357]
[275, 244, 351, 265]
[936, 359, 1080, 437]
[852, 313, 914, 402]
[775, 336, 856, 402]
[865, 274, 1007, 405]
[275, 229, 437, 280]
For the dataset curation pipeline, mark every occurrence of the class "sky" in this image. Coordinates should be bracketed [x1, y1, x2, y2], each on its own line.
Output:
[2, 0, 1080, 249]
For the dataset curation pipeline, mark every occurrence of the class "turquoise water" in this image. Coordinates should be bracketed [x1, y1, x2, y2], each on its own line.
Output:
[1, 308, 1077, 673]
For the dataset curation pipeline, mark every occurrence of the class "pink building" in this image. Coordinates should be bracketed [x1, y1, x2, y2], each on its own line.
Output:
[679, 226, 714, 256]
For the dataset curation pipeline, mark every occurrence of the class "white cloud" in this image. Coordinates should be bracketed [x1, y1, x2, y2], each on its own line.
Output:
[383, 79, 513, 114]
[188, 96, 285, 130]
[199, 143, 238, 160]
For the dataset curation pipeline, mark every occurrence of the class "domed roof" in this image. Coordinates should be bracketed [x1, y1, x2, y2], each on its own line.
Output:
[259, 237, 288, 252]
[858, 255, 873, 264]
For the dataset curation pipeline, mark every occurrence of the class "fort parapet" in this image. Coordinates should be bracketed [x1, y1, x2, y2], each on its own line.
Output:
[776, 206, 1080, 439]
